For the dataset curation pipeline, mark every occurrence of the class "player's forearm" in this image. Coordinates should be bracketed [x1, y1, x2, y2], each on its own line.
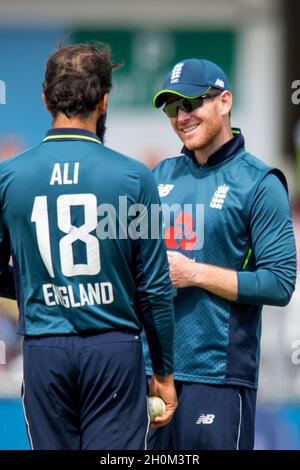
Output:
[191, 263, 294, 306]
[191, 262, 238, 301]
[237, 269, 294, 306]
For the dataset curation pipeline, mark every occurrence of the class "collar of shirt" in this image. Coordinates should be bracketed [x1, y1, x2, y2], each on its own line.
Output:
[181, 127, 244, 167]
[43, 127, 102, 144]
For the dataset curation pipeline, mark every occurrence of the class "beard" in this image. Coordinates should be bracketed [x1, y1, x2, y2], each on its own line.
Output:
[96, 113, 107, 143]
[181, 118, 223, 154]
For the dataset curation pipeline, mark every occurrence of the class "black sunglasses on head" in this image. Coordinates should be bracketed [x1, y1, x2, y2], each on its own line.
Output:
[163, 91, 222, 118]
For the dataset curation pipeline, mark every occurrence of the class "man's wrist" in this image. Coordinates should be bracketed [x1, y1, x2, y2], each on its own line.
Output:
[153, 373, 174, 384]
[190, 261, 204, 287]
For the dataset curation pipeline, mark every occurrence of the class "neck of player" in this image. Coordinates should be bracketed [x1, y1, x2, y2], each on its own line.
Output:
[51, 96, 107, 135]
[52, 111, 99, 134]
[194, 126, 233, 166]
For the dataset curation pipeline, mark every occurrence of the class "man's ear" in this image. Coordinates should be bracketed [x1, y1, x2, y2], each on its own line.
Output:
[42, 93, 50, 111]
[98, 93, 108, 115]
[220, 90, 232, 117]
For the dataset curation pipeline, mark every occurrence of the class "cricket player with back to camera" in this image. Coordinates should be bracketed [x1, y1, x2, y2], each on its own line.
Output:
[0, 43, 178, 450]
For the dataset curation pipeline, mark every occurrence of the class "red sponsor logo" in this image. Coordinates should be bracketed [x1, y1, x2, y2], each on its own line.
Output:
[164, 212, 197, 250]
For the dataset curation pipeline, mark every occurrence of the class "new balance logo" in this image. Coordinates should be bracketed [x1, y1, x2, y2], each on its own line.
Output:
[196, 414, 215, 425]
[210, 184, 230, 209]
[158, 184, 175, 197]
[215, 78, 224, 88]
[170, 63, 184, 84]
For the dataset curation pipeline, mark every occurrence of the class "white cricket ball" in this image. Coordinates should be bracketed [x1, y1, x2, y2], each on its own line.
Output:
[148, 396, 166, 421]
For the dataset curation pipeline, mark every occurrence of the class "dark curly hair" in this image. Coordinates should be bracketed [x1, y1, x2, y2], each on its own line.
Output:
[43, 43, 118, 118]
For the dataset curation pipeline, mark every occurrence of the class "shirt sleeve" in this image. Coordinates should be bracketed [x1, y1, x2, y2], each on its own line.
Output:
[0, 205, 16, 299]
[237, 172, 297, 306]
[133, 164, 174, 375]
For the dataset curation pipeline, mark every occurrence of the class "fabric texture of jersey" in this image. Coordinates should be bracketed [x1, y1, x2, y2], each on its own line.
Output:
[142, 129, 296, 387]
[0, 128, 174, 375]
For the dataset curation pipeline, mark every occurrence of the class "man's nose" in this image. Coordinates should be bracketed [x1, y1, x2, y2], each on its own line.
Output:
[177, 107, 191, 122]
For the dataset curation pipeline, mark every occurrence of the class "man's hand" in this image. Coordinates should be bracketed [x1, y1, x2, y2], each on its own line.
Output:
[148, 374, 178, 429]
[167, 250, 196, 288]
[167, 250, 238, 301]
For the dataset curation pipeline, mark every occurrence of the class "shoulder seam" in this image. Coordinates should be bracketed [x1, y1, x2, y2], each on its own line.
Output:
[0, 143, 42, 165]
[240, 152, 271, 173]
